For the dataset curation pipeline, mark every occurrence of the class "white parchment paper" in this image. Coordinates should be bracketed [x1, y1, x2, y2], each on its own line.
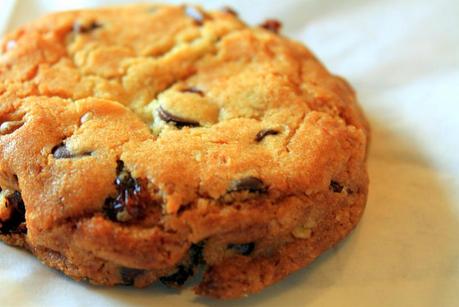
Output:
[1, 0, 459, 306]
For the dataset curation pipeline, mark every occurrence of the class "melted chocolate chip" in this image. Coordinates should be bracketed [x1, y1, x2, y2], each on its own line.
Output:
[73, 21, 102, 34]
[181, 87, 204, 96]
[157, 106, 199, 128]
[228, 242, 255, 256]
[222, 6, 238, 16]
[115, 159, 124, 174]
[228, 177, 267, 194]
[260, 19, 282, 33]
[103, 160, 147, 222]
[159, 265, 194, 288]
[330, 180, 344, 193]
[0, 191, 26, 235]
[255, 129, 279, 142]
[159, 242, 205, 288]
[52, 143, 91, 159]
[190, 242, 205, 265]
[185, 6, 205, 25]
[120, 267, 145, 285]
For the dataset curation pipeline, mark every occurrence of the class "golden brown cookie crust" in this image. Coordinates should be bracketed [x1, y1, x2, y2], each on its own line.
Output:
[0, 4, 369, 299]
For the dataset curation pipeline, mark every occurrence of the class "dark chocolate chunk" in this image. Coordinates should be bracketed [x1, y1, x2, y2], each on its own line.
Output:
[181, 87, 204, 96]
[0, 191, 26, 235]
[255, 128, 279, 142]
[221, 6, 238, 16]
[157, 106, 199, 128]
[330, 180, 344, 193]
[73, 21, 102, 34]
[120, 267, 145, 285]
[228, 176, 267, 194]
[159, 265, 194, 288]
[185, 6, 205, 25]
[260, 19, 282, 33]
[103, 160, 147, 222]
[228, 242, 255, 256]
[52, 143, 73, 159]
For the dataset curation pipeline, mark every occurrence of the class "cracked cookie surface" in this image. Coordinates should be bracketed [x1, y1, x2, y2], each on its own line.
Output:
[0, 4, 370, 299]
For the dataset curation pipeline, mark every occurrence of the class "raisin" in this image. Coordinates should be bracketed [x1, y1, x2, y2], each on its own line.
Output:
[157, 106, 199, 128]
[103, 160, 147, 222]
[228, 177, 267, 194]
[260, 19, 282, 33]
[119, 267, 145, 285]
[228, 242, 255, 256]
[330, 180, 343, 193]
[255, 129, 279, 142]
[0, 191, 26, 235]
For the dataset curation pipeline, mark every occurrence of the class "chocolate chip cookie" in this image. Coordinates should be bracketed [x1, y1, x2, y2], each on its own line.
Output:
[0, 4, 370, 299]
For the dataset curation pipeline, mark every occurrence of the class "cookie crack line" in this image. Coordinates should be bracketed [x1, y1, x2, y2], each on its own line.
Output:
[63, 17, 246, 115]
[135, 26, 246, 104]
[284, 111, 306, 153]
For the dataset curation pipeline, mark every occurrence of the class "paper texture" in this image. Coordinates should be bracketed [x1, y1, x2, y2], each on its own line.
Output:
[1, 0, 458, 306]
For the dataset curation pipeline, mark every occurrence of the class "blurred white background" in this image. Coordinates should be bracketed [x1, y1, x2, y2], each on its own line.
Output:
[1, 0, 459, 306]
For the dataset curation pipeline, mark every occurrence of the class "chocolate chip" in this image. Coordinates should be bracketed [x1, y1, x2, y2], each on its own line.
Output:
[115, 159, 124, 174]
[52, 143, 73, 159]
[52, 143, 92, 159]
[103, 160, 147, 222]
[159, 265, 194, 288]
[181, 87, 204, 96]
[0, 120, 23, 135]
[228, 242, 255, 256]
[228, 176, 267, 194]
[104, 198, 125, 221]
[255, 129, 279, 142]
[330, 180, 343, 193]
[157, 106, 199, 128]
[190, 242, 205, 265]
[0, 191, 26, 235]
[185, 6, 205, 25]
[120, 267, 145, 285]
[159, 242, 205, 288]
[222, 6, 238, 16]
[260, 19, 282, 33]
[73, 21, 102, 34]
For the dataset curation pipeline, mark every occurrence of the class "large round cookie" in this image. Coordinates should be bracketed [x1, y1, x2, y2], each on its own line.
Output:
[0, 4, 369, 299]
